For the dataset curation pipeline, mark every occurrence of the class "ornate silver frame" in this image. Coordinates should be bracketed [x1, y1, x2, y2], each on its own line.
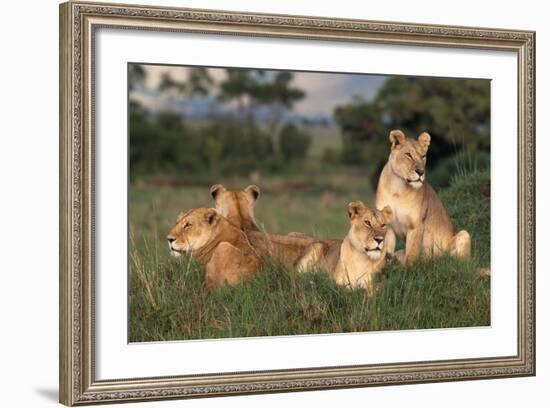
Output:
[59, 1, 536, 405]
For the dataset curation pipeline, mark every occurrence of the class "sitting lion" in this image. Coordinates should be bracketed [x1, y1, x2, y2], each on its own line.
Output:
[375, 129, 471, 266]
[296, 201, 393, 294]
[167, 208, 261, 288]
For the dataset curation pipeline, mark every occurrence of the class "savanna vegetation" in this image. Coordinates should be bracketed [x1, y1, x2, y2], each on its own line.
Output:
[128, 64, 491, 342]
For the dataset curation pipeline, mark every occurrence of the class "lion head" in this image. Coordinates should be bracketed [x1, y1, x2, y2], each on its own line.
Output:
[166, 208, 221, 257]
[346, 201, 393, 261]
[387, 129, 431, 190]
[210, 184, 260, 231]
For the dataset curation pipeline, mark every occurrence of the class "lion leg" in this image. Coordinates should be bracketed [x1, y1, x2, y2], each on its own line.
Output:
[478, 267, 491, 276]
[295, 242, 325, 273]
[384, 227, 396, 257]
[206, 242, 258, 289]
[404, 226, 424, 266]
[355, 271, 377, 296]
[450, 230, 471, 259]
[287, 232, 312, 239]
[393, 249, 406, 265]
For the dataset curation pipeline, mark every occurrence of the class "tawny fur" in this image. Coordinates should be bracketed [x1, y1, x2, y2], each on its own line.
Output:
[210, 183, 314, 239]
[167, 208, 316, 288]
[247, 230, 315, 266]
[210, 184, 261, 231]
[375, 129, 471, 266]
[296, 202, 393, 294]
[167, 208, 261, 288]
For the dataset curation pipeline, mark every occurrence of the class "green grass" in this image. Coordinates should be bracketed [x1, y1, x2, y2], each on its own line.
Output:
[129, 169, 490, 342]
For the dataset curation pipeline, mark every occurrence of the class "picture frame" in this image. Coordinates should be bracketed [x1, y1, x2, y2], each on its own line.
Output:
[59, 1, 536, 405]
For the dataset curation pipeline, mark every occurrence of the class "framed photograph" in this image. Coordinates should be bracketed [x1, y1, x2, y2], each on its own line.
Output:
[59, 1, 535, 405]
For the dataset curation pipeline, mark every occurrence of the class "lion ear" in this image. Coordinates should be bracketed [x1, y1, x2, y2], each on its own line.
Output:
[210, 184, 226, 200]
[347, 201, 366, 219]
[204, 208, 219, 225]
[389, 129, 406, 150]
[382, 206, 393, 223]
[418, 132, 431, 152]
[245, 185, 260, 201]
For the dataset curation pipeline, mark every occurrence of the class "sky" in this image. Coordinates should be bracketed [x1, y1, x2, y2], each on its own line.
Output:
[130, 64, 388, 119]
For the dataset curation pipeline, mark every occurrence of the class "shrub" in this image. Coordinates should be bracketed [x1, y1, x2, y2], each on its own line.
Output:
[321, 147, 340, 164]
[279, 124, 311, 160]
[430, 150, 490, 190]
[440, 169, 490, 264]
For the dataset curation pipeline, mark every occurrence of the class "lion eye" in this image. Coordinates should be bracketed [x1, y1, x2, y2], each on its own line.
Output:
[422, 155, 427, 160]
[183, 223, 192, 229]
[405, 152, 414, 160]
[365, 220, 372, 227]
[381, 223, 387, 228]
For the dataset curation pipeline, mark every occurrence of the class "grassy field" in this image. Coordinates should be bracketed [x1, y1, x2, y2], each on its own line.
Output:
[129, 168, 490, 342]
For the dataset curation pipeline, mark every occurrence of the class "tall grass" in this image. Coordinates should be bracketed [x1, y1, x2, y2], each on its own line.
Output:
[129, 169, 490, 342]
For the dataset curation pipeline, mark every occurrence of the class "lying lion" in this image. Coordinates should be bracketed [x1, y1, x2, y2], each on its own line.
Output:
[210, 183, 313, 239]
[296, 201, 393, 294]
[376, 129, 471, 266]
[167, 208, 316, 288]
[209, 183, 315, 263]
[210, 184, 260, 231]
[167, 208, 261, 288]
[247, 230, 315, 266]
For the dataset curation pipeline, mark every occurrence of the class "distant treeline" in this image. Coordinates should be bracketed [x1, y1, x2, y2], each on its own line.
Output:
[130, 109, 311, 177]
[129, 66, 490, 188]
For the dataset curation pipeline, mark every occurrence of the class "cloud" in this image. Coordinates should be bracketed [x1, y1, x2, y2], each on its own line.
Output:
[137, 64, 226, 90]
[292, 72, 387, 116]
[131, 63, 388, 117]
[130, 89, 171, 112]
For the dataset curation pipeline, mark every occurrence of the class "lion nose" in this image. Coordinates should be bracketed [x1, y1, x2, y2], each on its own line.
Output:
[374, 237, 384, 244]
[416, 169, 425, 176]
[167, 237, 175, 244]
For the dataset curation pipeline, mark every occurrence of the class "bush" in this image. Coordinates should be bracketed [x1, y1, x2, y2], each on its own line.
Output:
[321, 147, 340, 164]
[201, 119, 274, 174]
[430, 150, 490, 190]
[279, 124, 311, 160]
[440, 169, 490, 264]
[130, 114, 275, 177]
[130, 112, 204, 177]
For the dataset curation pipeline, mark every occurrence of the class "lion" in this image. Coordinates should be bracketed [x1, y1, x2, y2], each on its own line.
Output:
[166, 208, 317, 288]
[375, 129, 471, 266]
[210, 183, 313, 239]
[296, 201, 393, 294]
[166, 208, 262, 288]
[210, 184, 260, 231]
[247, 229, 316, 267]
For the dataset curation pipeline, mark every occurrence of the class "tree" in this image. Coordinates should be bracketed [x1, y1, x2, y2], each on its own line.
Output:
[279, 124, 311, 160]
[218, 69, 305, 150]
[218, 69, 265, 120]
[258, 71, 305, 136]
[158, 67, 213, 98]
[128, 64, 146, 92]
[333, 96, 385, 165]
[128, 64, 147, 115]
[376, 77, 490, 155]
[156, 67, 214, 120]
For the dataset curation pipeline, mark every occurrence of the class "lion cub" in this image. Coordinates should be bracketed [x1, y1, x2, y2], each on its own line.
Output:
[167, 208, 261, 288]
[375, 129, 471, 266]
[296, 201, 393, 294]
